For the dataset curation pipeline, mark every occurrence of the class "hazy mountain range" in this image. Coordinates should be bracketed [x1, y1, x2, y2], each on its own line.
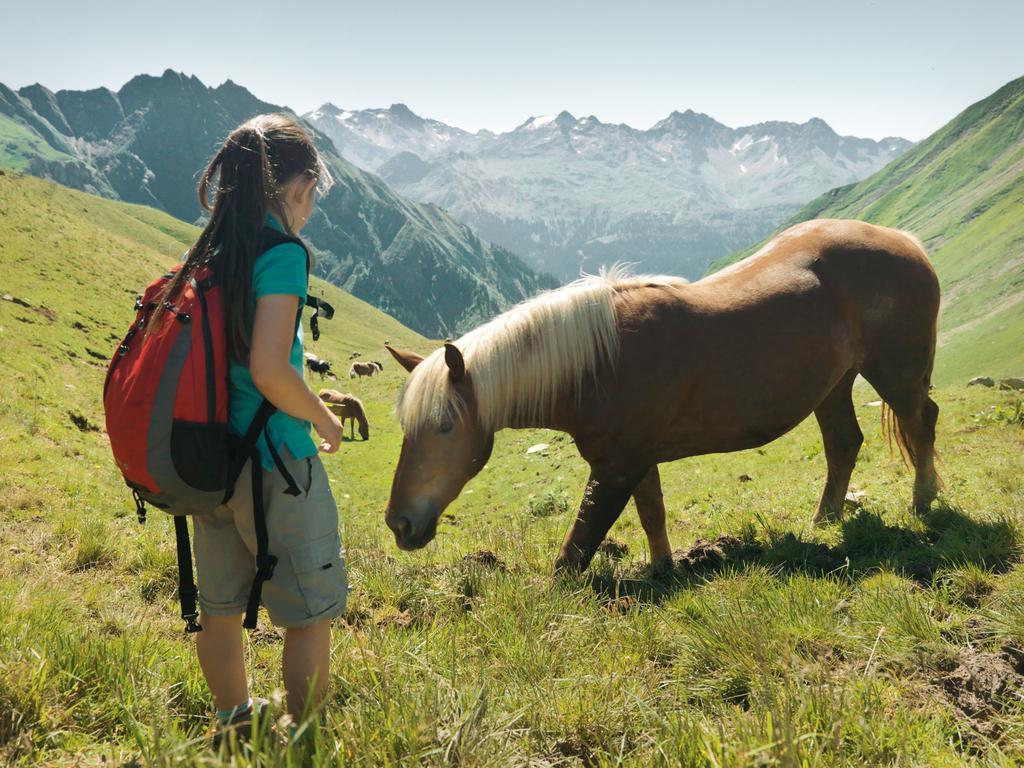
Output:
[306, 103, 913, 279]
[0, 70, 553, 337]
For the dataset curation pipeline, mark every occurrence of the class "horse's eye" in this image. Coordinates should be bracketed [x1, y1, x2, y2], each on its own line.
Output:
[438, 419, 454, 435]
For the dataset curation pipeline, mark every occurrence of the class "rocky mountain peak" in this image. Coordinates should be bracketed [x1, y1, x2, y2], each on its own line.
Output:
[388, 102, 423, 126]
[554, 110, 577, 127]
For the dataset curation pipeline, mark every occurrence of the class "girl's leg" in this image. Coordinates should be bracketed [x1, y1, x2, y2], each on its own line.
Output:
[283, 618, 332, 718]
[195, 613, 249, 711]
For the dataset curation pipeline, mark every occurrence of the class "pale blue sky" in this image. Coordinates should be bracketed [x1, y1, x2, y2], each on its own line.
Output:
[2, 1, 1021, 140]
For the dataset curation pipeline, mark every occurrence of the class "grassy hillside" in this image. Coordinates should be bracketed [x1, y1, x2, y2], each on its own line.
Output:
[708, 75, 1024, 386]
[1, 172, 1023, 765]
[0, 169, 427, 353]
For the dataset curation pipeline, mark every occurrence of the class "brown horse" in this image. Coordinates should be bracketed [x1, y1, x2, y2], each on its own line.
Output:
[319, 389, 370, 440]
[349, 361, 379, 378]
[384, 219, 941, 572]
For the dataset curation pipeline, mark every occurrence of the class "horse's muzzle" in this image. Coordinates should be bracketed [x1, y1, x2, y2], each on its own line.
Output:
[387, 504, 440, 551]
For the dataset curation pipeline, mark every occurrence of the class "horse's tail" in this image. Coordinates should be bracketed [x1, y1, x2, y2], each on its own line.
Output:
[880, 403, 916, 467]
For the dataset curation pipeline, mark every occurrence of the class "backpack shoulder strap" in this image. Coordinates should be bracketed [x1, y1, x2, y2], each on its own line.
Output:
[259, 226, 334, 337]
[259, 227, 310, 265]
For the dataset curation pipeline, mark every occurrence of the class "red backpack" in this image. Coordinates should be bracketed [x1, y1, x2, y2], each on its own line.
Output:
[103, 228, 333, 632]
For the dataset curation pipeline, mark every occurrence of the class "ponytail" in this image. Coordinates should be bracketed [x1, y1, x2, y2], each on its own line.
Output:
[153, 114, 328, 362]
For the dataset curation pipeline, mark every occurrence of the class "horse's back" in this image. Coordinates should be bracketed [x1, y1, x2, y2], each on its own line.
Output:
[592, 219, 939, 464]
[707, 220, 934, 291]
[698, 219, 938, 340]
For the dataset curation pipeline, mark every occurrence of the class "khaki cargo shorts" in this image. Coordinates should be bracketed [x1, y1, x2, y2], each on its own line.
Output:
[194, 448, 347, 628]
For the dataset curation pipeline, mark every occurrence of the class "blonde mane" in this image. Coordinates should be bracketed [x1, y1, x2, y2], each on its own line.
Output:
[396, 267, 686, 434]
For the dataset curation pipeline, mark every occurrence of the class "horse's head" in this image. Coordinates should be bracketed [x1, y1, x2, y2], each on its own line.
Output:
[384, 342, 494, 551]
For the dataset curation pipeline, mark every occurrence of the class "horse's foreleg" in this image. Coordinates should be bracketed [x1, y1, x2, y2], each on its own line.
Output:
[632, 465, 673, 570]
[555, 469, 644, 572]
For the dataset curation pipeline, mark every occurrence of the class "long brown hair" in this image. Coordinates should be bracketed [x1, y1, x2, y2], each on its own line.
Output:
[156, 113, 330, 362]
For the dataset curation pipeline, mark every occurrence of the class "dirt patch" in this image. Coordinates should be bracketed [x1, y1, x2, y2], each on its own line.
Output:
[460, 550, 507, 571]
[597, 538, 629, 559]
[68, 411, 100, 433]
[32, 306, 57, 322]
[377, 609, 414, 630]
[84, 347, 108, 361]
[1002, 644, 1024, 675]
[672, 534, 762, 574]
[72, 320, 88, 331]
[549, 735, 596, 767]
[340, 606, 372, 629]
[935, 649, 1024, 738]
[245, 624, 283, 646]
[603, 595, 639, 614]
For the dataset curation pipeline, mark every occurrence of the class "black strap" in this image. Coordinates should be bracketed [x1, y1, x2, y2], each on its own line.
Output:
[308, 296, 335, 320]
[259, 226, 333, 341]
[223, 398, 278, 504]
[265, 428, 302, 497]
[305, 296, 335, 342]
[173, 516, 203, 633]
[239, 436, 299, 629]
[237, 403, 299, 629]
[243, 449, 278, 630]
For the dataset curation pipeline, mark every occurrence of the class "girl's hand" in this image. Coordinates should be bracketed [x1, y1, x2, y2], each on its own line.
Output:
[314, 410, 344, 453]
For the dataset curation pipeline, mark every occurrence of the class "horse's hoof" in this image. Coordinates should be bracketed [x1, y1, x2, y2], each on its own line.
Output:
[648, 554, 675, 576]
[912, 498, 934, 515]
[813, 507, 842, 525]
[912, 488, 938, 515]
[553, 552, 589, 575]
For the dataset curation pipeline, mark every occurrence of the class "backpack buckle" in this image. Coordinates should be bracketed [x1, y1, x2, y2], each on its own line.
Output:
[131, 490, 147, 524]
[183, 612, 203, 634]
[255, 554, 278, 581]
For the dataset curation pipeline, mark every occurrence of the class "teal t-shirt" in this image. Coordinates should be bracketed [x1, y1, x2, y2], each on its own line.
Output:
[228, 215, 318, 470]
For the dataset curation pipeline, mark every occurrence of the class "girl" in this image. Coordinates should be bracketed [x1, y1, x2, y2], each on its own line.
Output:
[167, 113, 348, 742]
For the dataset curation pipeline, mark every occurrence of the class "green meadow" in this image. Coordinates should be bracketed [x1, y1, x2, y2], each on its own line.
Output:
[1, 171, 1023, 765]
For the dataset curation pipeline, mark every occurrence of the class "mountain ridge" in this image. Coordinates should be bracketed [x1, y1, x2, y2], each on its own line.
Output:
[306, 101, 912, 280]
[0, 69, 554, 338]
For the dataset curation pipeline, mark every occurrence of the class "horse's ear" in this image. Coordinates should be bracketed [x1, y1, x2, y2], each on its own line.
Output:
[385, 344, 424, 374]
[444, 341, 465, 382]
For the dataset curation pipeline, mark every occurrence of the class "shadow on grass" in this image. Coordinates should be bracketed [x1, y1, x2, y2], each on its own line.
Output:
[587, 502, 1020, 606]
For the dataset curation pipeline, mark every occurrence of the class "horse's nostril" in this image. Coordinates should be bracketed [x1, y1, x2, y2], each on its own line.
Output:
[390, 516, 412, 539]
